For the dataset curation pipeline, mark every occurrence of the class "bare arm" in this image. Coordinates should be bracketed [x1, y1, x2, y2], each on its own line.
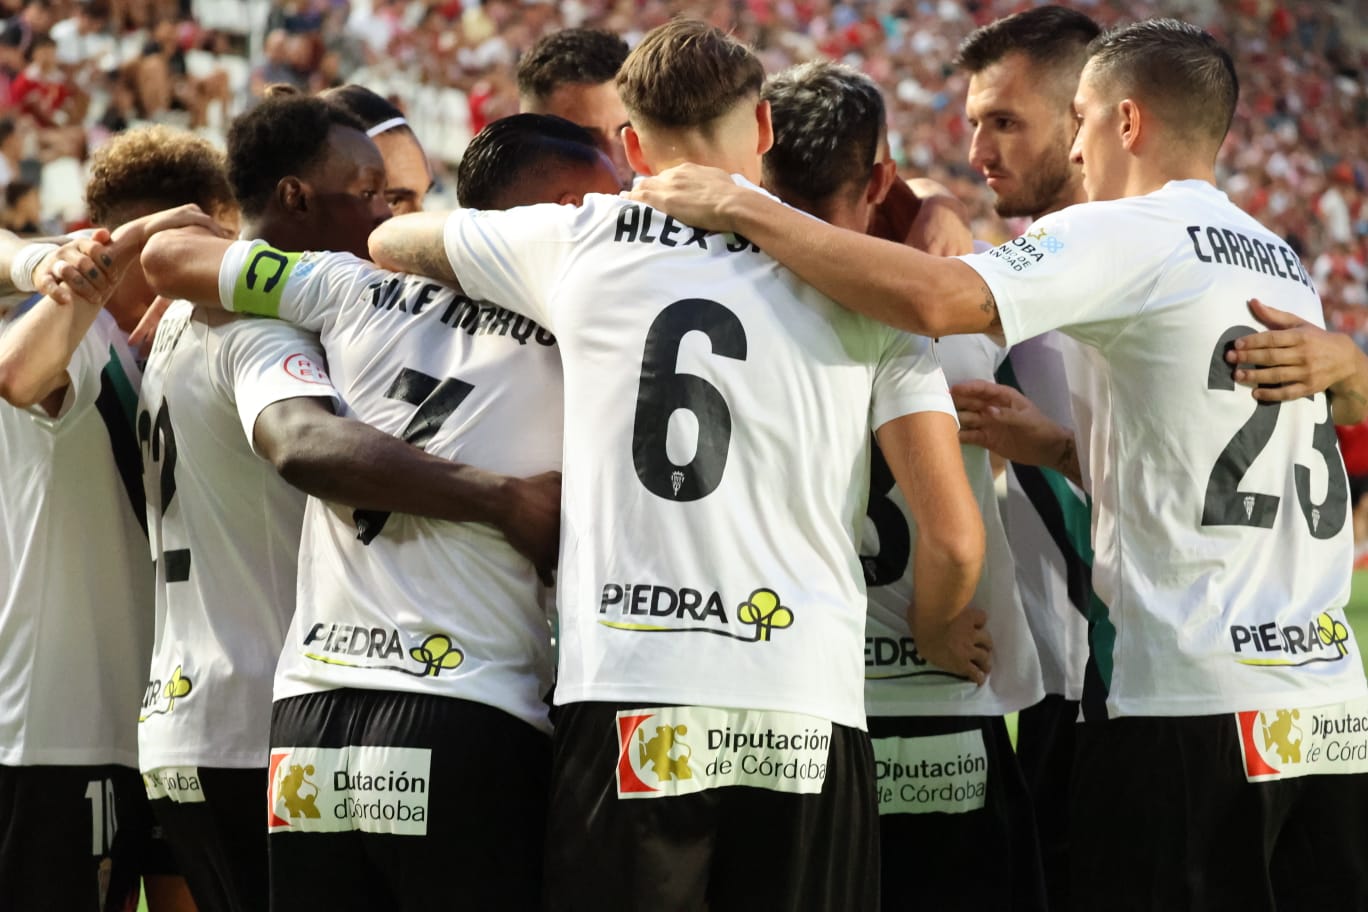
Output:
[0, 232, 123, 410]
[631, 163, 999, 341]
[1228, 298, 1368, 425]
[140, 229, 238, 307]
[905, 178, 974, 257]
[876, 411, 990, 684]
[254, 397, 560, 580]
[951, 380, 1083, 488]
[367, 212, 465, 290]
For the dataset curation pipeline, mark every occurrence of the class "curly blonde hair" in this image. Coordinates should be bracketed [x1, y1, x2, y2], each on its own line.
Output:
[85, 125, 235, 228]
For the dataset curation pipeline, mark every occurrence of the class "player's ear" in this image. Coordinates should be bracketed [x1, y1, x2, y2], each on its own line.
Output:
[755, 99, 774, 157]
[867, 158, 897, 207]
[623, 126, 653, 177]
[278, 177, 308, 216]
[1118, 97, 1141, 153]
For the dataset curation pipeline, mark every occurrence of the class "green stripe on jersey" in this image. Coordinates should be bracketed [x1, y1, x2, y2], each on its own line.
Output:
[997, 352, 1118, 689]
[232, 245, 300, 317]
[104, 345, 138, 429]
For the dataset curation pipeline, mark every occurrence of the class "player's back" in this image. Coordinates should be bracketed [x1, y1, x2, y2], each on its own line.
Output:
[0, 307, 151, 766]
[215, 244, 563, 734]
[984, 180, 1362, 716]
[135, 301, 328, 772]
[443, 186, 953, 730]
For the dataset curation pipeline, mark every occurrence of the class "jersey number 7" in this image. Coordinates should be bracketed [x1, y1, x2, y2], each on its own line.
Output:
[354, 368, 474, 544]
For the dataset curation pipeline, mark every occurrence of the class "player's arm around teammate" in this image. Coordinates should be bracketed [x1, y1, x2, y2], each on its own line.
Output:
[0, 206, 228, 409]
[140, 229, 561, 577]
[1228, 297, 1368, 425]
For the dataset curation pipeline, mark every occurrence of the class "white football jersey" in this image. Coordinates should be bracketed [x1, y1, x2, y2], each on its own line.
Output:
[997, 334, 1092, 701]
[136, 301, 338, 771]
[218, 242, 562, 734]
[442, 181, 955, 730]
[0, 307, 152, 766]
[961, 180, 1365, 718]
[863, 333, 1044, 717]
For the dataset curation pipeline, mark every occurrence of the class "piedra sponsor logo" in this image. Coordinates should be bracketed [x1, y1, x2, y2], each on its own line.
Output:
[301, 622, 465, 678]
[1229, 611, 1352, 668]
[267, 746, 431, 835]
[598, 585, 794, 643]
[139, 665, 193, 721]
[1236, 695, 1368, 782]
[871, 730, 988, 815]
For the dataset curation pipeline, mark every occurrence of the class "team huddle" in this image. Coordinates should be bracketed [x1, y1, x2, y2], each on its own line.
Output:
[2, 7, 1367, 912]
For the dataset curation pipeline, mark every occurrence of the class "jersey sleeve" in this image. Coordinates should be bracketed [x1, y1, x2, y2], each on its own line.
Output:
[957, 203, 1151, 349]
[218, 240, 377, 336]
[442, 204, 579, 330]
[869, 326, 956, 432]
[213, 318, 340, 454]
[0, 303, 121, 428]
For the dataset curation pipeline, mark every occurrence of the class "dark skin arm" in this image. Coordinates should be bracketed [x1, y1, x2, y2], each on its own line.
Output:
[254, 397, 561, 582]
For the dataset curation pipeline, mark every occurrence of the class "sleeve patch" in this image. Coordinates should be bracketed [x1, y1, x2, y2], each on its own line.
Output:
[282, 352, 332, 386]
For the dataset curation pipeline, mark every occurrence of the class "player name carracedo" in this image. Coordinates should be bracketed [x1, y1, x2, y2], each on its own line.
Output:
[1186, 224, 1314, 288]
[363, 272, 556, 347]
[871, 730, 989, 816]
[301, 622, 465, 678]
[598, 583, 795, 643]
[269, 746, 431, 835]
[615, 707, 831, 799]
[1230, 611, 1352, 668]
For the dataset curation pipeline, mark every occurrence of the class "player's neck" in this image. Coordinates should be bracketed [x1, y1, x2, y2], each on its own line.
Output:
[243, 215, 303, 253]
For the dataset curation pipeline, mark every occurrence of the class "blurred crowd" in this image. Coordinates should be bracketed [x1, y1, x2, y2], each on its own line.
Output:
[4, 0, 1368, 341]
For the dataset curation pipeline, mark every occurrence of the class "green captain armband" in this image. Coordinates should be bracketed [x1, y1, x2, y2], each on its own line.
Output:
[231, 244, 301, 317]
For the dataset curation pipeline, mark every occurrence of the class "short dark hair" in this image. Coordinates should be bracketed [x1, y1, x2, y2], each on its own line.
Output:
[227, 93, 364, 218]
[517, 28, 628, 105]
[617, 19, 764, 130]
[323, 83, 412, 138]
[762, 61, 885, 210]
[85, 125, 234, 228]
[955, 5, 1101, 74]
[1085, 18, 1238, 150]
[457, 113, 601, 210]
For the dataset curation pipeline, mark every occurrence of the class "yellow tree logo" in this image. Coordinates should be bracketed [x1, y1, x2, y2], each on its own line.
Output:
[279, 764, 320, 818]
[1316, 613, 1350, 658]
[162, 666, 192, 711]
[737, 589, 794, 642]
[410, 635, 464, 677]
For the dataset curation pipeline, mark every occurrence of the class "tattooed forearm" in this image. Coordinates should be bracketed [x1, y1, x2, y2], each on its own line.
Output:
[1053, 435, 1083, 488]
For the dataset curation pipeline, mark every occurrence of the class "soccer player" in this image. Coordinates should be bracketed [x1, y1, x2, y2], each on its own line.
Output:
[0, 195, 228, 910]
[760, 60, 1048, 912]
[140, 112, 619, 911]
[370, 20, 987, 910]
[947, 8, 1100, 907]
[324, 84, 435, 215]
[516, 27, 631, 187]
[632, 19, 1368, 908]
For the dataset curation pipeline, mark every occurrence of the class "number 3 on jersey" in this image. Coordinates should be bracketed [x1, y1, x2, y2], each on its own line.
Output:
[631, 299, 747, 501]
[1202, 324, 1347, 537]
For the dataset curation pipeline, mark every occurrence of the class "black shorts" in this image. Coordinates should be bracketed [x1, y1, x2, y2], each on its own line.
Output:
[147, 766, 268, 912]
[868, 714, 1046, 912]
[544, 701, 879, 912]
[1071, 714, 1368, 911]
[268, 688, 550, 912]
[1014, 694, 1078, 911]
[0, 763, 155, 912]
